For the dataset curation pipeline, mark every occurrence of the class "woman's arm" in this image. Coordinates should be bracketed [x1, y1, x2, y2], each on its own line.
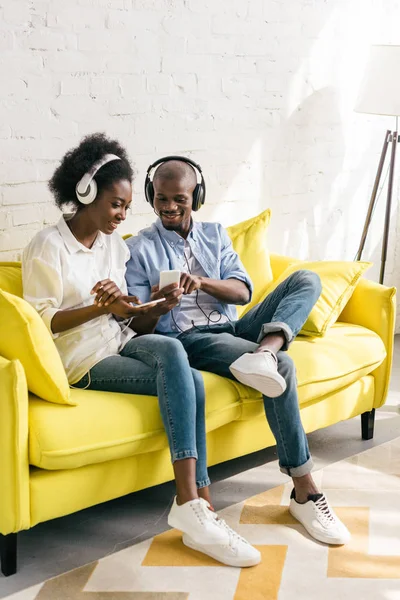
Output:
[52, 293, 162, 334]
[51, 304, 108, 334]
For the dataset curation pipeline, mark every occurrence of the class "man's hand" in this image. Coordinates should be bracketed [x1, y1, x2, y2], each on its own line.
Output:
[179, 273, 202, 295]
[91, 279, 123, 307]
[150, 283, 184, 316]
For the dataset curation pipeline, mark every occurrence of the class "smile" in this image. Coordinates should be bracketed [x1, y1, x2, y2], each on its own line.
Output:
[161, 213, 183, 220]
[109, 222, 119, 229]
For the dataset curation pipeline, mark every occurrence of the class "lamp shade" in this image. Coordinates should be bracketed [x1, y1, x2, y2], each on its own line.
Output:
[355, 45, 400, 116]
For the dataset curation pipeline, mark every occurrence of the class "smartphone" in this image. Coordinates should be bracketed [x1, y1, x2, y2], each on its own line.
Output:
[159, 270, 181, 290]
[131, 297, 166, 308]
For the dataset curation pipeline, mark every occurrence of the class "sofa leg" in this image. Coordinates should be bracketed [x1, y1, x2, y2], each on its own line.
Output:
[361, 409, 375, 440]
[1, 533, 17, 577]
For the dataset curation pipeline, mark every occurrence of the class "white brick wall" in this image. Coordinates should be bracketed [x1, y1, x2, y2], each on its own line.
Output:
[1, 0, 400, 324]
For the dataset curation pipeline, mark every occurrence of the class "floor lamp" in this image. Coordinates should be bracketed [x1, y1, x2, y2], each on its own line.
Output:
[355, 45, 400, 285]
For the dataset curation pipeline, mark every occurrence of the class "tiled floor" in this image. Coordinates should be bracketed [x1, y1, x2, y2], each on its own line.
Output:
[1, 337, 400, 598]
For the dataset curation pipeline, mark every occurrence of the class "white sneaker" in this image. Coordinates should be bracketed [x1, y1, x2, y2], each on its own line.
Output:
[229, 351, 287, 398]
[289, 490, 351, 545]
[168, 497, 261, 567]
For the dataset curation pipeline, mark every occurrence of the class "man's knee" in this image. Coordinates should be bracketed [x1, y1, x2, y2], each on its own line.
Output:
[289, 269, 322, 300]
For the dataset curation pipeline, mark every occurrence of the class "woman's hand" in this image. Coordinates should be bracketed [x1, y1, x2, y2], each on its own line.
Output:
[91, 279, 123, 308]
[91, 281, 161, 319]
[106, 295, 161, 319]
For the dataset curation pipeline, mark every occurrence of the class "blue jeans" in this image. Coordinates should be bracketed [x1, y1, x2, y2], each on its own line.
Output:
[73, 334, 210, 488]
[177, 270, 322, 477]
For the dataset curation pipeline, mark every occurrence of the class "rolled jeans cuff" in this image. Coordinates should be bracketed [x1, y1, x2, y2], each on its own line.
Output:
[172, 449, 198, 462]
[197, 477, 211, 489]
[279, 456, 314, 477]
[257, 321, 294, 351]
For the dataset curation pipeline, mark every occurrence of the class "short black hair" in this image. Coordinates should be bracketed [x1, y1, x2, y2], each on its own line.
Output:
[153, 160, 197, 189]
[49, 132, 134, 210]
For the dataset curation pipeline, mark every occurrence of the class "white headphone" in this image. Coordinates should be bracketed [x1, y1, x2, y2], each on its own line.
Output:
[75, 154, 121, 205]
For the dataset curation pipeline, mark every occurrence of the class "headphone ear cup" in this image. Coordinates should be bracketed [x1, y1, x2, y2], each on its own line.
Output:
[76, 179, 97, 205]
[145, 180, 154, 207]
[192, 183, 206, 211]
[192, 184, 201, 211]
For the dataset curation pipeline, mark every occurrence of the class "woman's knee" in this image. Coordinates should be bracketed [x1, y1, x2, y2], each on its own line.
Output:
[152, 335, 189, 364]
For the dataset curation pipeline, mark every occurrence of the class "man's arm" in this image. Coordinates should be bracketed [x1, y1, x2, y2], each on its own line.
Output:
[198, 277, 250, 303]
[179, 224, 252, 305]
[180, 273, 250, 304]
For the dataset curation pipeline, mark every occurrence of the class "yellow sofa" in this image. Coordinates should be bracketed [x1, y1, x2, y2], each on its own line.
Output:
[0, 248, 396, 577]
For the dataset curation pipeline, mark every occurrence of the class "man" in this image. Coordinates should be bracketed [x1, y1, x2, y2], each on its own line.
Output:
[125, 156, 351, 547]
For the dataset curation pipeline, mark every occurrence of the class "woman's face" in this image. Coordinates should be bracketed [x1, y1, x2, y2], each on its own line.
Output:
[88, 179, 132, 234]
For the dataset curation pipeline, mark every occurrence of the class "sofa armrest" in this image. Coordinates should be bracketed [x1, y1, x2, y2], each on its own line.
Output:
[269, 253, 300, 280]
[339, 278, 396, 408]
[0, 357, 30, 534]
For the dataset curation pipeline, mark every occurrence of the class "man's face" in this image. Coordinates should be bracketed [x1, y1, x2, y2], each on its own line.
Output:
[153, 177, 194, 237]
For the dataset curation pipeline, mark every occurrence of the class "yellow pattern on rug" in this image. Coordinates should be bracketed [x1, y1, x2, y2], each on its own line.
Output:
[233, 545, 287, 600]
[328, 507, 400, 579]
[11, 437, 400, 600]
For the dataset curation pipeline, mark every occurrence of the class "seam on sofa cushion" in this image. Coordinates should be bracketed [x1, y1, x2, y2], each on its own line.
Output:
[32, 401, 241, 459]
[296, 356, 385, 388]
[301, 269, 369, 336]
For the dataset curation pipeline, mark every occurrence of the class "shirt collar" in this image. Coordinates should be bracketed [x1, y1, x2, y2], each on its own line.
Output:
[154, 218, 198, 244]
[57, 215, 105, 254]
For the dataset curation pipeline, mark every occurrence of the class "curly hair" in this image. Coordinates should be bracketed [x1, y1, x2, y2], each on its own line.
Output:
[48, 133, 134, 210]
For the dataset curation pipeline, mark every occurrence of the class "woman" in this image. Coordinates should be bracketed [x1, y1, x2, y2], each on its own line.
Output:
[22, 133, 260, 568]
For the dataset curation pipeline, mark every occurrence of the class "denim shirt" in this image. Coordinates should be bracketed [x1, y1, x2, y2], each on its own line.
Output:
[125, 218, 253, 333]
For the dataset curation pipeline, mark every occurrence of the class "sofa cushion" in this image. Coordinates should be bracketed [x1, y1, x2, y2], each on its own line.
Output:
[28, 371, 242, 470]
[0, 261, 23, 297]
[263, 260, 371, 336]
[236, 323, 386, 420]
[0, 289, 73, 406]
[226, 210, 273, 317]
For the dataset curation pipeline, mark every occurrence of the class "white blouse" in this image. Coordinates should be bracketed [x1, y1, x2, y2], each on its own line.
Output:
[22, 215, 135, 384]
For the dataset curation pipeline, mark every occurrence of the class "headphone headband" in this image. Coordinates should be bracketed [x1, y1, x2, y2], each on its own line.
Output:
[146, 155, 203, 180]
[145, 155, 206, 212]
[76, 154, 121, 205]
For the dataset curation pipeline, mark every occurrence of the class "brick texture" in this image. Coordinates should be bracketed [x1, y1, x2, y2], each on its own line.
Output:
[0, 0, 399, 324]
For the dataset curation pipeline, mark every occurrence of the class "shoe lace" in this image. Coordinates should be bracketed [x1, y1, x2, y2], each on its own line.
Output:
[191, 498, 216, 525]
[192, 500, 247, 550]
[314, 495, 337, 528]
[215, 516, 249, 550]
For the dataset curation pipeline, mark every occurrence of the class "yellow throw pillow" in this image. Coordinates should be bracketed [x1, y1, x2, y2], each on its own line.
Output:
[227, 210, 273, 317]
[262, 260, 371, 336]
[0, 289, 74, 405]
[0, 262, 23, 297]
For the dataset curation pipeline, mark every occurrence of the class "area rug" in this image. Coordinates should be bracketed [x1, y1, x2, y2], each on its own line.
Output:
[7, 437, 400, 600]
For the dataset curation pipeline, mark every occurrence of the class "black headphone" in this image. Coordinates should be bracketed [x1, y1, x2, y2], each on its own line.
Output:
[144, 156, 206, 212]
